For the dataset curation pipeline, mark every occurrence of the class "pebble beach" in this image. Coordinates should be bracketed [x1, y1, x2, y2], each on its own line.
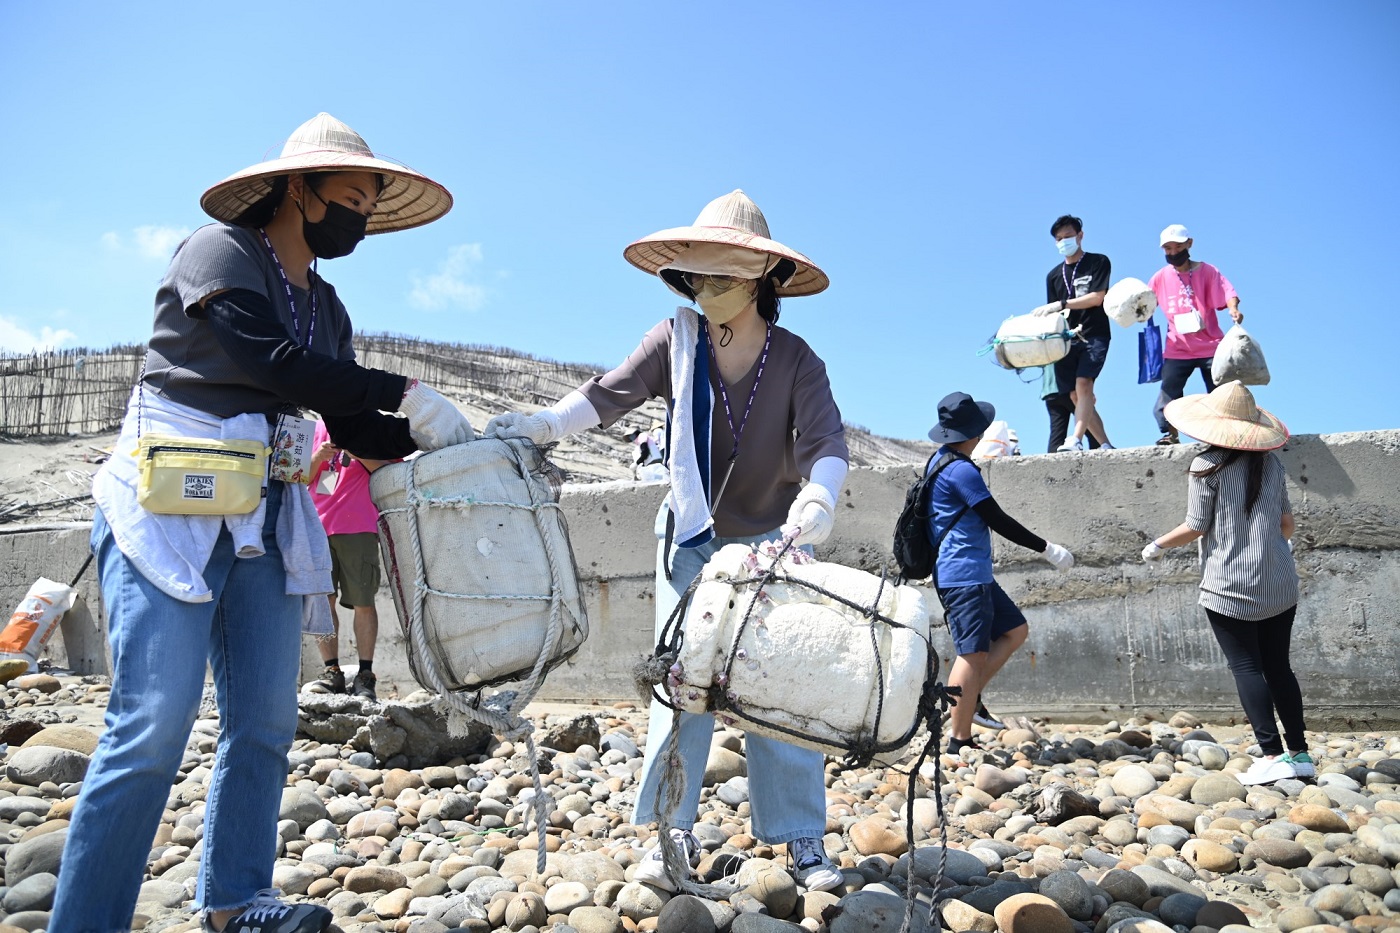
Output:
[1, 664, 1398, 933]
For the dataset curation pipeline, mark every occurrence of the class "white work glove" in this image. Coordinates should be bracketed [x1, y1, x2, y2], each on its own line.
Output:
[1042, 542, 1075, 571]
[483, 410, 559, 445]
[484, 391, 600, 446]
[1141, 541, 1165, 563]
[399, 380, 474, 451]
[1031, 300, 1066, 317]
[781, 483, 837, 547]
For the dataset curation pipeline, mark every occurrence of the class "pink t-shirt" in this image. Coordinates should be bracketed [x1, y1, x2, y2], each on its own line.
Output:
[1149, 262, 1238, 360]
[308, 421, 381, 536]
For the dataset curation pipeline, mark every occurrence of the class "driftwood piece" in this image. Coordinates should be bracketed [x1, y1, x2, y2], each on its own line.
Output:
[1024, 782, 1098, 825]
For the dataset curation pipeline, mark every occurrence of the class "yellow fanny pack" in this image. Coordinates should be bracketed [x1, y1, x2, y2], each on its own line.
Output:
[134, 435, 271, 515]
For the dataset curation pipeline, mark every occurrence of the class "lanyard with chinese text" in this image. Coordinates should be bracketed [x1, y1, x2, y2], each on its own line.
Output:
[1060, 258, 1082, 305]
[704, 320, 772, 509]
[258, 229, 317, 348]
[1176, 266, 1197, 306]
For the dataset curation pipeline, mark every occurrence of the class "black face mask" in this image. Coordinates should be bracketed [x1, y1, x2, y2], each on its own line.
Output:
[300, 185, 368, 259]
[1166, 249, 1191, 267]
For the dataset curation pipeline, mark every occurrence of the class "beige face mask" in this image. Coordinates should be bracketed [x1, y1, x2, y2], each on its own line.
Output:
[694, 279, 756, 326]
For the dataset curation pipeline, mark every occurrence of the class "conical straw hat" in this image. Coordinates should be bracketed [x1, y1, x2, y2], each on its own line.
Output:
[1164, 381, 1288, 451]
[624, 190, 828, 297]
[200, 113, 452, 234]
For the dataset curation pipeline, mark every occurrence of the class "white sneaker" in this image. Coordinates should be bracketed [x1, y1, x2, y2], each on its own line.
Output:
[1238, 754, 1296, 786]
[1284, 751, 1316, 778]
[633, 828, 700, 892]
[1055, 440, 1081, 453]
[971, 700, 1006, 731]
[790, 836, 843, 892]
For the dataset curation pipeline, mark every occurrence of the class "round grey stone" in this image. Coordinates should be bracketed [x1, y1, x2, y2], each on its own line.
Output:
[2, 871, 57, 912]
[1038, 870, 1094, 921]
[657, 894, 717, 933]
[1156, 891, 1206, 927]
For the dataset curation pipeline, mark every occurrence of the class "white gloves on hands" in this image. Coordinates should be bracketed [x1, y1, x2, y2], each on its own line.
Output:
[1141, 541, 1165, 563]
[781, 483, 837, 547]
[1042, 542, 1075, 571]
[483, 410, 560, 445]
[400, 381, 475, 451]
[1031, 300, 1066, 317]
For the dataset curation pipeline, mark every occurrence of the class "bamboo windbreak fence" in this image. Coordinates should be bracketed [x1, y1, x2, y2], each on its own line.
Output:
[0, 346, 146, 437]
[0, 334, 928, 467]
[0, 336, 664, 440]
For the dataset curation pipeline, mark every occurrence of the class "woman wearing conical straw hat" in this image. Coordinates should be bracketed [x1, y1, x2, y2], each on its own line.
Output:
[1141, 381, 1312, 787]
[486, 190, 848, 892]
[51, 114, 471, 933]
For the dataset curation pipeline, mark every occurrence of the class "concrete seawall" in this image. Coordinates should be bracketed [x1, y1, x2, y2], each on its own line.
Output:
[6, 431, 1397, 726]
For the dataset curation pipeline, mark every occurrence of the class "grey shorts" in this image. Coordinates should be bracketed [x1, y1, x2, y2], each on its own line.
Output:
[327, 533, 381, 608]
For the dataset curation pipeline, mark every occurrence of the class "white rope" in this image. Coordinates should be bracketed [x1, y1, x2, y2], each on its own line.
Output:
[398, 439, 571, 876]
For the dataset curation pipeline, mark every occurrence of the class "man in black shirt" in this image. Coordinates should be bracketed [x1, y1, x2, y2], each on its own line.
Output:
[1030, 214, 1115, 451]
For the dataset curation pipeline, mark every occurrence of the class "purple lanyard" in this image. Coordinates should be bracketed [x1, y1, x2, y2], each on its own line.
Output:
[1060, 259, 1081, 305]
[1176, 267, 1197, 304]
[258, 229, 316, 347]
[705, 321, 772, 463]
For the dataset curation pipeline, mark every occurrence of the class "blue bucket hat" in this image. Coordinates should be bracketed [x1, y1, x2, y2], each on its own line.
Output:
[927, 392, 996, 444]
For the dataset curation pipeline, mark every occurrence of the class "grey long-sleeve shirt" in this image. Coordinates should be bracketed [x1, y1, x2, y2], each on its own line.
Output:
[579, 318, 848, 538]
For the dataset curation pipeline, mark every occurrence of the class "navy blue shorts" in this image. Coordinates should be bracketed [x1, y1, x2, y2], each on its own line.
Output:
[1055, 334, 1110, 386]
[937, 581, 1027, 656]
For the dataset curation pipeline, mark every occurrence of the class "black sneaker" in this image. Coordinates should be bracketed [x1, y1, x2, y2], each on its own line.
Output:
[313, 665, 345, 694]
[204, 891, 331, 933]
[351, 670, 377, 700]
[946, 735, 982, 755]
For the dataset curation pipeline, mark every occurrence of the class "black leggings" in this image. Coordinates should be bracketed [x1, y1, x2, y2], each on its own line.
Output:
[1205, 606, 1306, 755]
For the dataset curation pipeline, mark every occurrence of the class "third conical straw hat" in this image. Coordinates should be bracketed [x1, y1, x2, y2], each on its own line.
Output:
[1164, 380, 1289, 451]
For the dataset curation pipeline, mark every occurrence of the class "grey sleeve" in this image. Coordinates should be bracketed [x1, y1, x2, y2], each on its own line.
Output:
[790, 339, 849, 474]
[577, 319, 672, 428]
[1185, 457, 1217, 532]
[170, 224, 269, 315]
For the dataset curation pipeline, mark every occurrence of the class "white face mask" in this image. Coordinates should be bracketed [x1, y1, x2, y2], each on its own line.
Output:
[694, 279, 756, 325]
[1056, 236, 1080, 257]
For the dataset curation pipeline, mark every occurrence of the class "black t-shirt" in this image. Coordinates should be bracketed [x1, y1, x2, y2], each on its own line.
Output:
[1045, 251, 1112, 341]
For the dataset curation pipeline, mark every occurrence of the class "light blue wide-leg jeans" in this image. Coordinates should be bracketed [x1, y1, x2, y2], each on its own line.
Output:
[631, 508, 828, 843]
[50, 482, 302, 932]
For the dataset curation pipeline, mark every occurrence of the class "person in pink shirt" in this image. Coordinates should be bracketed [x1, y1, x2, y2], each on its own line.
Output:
[1148, 224, 1244, 445]
[307, 420, 389, 698]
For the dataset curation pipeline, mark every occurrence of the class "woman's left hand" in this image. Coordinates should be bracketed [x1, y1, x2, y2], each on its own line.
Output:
[781, 484, 836, 547]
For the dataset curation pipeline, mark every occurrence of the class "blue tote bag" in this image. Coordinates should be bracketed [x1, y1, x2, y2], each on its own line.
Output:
[1138, 315, 1164, 384]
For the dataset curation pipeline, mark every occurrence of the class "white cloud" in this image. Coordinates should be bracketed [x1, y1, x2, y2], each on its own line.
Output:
[409, 243, 488, 311]
[0, 314, 77, 353]
[101, 224, 192, 261]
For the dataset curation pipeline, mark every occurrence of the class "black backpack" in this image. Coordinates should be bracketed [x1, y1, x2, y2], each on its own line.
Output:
[892, 451, 972, 585]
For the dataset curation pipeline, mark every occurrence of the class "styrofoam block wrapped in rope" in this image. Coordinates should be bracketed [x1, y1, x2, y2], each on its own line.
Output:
[992, 312, 1072, 370]
[671, 543, 931, 764]
[1104, 277, 1158, 327]
[370, 437, 588, 693]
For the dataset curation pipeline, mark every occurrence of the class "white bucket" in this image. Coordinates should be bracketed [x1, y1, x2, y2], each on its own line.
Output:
[370, 438, 588, 693]
[993, 312, 1071, 370]
[666, 543, 932, 764]
[1104, 277, 1158, 327]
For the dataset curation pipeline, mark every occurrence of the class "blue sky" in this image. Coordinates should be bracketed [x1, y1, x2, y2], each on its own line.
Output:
[2, 2, 1396, 448]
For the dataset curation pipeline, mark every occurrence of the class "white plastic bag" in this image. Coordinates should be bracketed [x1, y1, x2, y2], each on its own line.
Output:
[1211, 324, 1271, 386]
[0, 578, 77, 673]
[972, 420, 1015, 459]
[1104, 277, 1158, 327]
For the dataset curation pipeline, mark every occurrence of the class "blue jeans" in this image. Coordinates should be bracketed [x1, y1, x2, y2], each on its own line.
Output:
[631, 510, 828, 843]
[51, 482, 303, 932]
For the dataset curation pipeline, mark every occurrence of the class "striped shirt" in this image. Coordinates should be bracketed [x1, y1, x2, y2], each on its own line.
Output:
[1185, 449, 1298, 620]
